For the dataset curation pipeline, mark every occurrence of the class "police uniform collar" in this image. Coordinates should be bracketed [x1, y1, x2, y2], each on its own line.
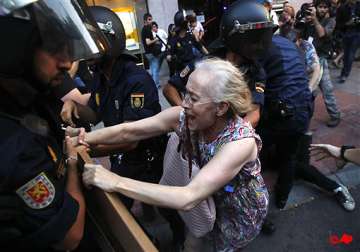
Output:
[0, 77, 38, 108]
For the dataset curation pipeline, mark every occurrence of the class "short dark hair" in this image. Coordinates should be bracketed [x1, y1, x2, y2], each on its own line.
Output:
[143, 13, 152, 21]
[314, 0, 331, 8]
[151, 21, 158, 28]
[186, 15, 196, 23]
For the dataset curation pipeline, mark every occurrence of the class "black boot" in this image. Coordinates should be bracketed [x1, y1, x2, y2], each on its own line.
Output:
[295, 131, 312, 171]
[275, 184, 289, 209]
[261, 218, 276, 235]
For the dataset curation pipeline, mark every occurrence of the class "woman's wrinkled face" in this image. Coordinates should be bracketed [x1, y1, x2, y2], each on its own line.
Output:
[181, 70, 218, 131]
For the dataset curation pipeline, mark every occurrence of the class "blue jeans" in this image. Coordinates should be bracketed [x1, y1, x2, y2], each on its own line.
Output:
[145, 53, 163, 88]
[318, 58, 341, 119]
[341, 32, 360, 78]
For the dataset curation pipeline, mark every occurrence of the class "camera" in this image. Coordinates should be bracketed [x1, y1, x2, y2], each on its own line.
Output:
[294, 3, 313, 30]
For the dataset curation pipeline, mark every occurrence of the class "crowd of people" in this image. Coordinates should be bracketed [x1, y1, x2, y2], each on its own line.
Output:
[0, 0, 359, 251]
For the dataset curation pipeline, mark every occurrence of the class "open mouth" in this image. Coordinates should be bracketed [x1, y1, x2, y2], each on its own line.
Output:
[185, 112, 195, 122]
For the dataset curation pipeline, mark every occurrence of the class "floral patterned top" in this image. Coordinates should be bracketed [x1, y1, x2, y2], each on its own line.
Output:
[179, 111, 269, 251]
[298, 39, 320, 74]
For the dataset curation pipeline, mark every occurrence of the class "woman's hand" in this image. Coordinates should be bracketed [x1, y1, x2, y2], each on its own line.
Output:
[65, 127, 89, 147]
[310, 144, 341, 161]
[61, 100, 79, 127]
[82, 164, 120, 192]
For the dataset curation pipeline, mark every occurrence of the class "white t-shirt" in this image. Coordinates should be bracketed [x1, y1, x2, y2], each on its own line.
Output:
[270, 9, 279, 26]
[153, 28, 168, 52]
[194, 21, 204, 33]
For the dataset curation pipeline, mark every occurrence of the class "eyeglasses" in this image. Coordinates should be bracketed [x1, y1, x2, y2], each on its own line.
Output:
[183, 92, 213, 108]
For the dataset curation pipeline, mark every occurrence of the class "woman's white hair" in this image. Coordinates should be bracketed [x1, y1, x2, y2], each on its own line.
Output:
[194, 58, 253, 116]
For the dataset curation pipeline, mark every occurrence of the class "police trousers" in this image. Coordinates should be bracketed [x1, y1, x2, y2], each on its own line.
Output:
[258, 127, 302, 202]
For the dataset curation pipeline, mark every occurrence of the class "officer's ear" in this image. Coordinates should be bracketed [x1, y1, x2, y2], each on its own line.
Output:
[216, 102, 229, 117]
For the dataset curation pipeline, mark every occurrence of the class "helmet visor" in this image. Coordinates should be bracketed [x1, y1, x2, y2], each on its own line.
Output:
[0, 0, 37, 15]
[31, 0, 109, 61]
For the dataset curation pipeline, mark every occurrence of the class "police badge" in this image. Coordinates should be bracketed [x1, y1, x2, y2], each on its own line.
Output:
[131, 93, 145, 109]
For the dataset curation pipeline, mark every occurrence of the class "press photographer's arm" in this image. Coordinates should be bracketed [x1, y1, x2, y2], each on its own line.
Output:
[307, 5, 326, 38]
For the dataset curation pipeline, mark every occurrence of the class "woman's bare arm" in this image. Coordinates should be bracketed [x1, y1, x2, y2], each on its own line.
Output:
[308, 63, 321, 92]
[84, 106, 181, 145]
[83, 137, 257, 210]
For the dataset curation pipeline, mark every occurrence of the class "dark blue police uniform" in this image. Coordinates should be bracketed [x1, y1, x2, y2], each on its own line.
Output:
[239, 61, 266, 107]
[169, 32, 203, 73]
[88, 58, 164, 207]
[167, 62, 195, 94]
[259, 35, 312, 133]
[166, 31, 204, 95]
[257, 35, 313, 207]
[0, 81, 79, 250]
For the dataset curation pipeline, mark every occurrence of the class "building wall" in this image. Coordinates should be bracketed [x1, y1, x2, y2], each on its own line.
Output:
[148, 0, 179, 33]
[287, 0, 308, 13]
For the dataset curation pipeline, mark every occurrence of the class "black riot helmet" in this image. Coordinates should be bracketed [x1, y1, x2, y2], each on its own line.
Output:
[174, 9, 194, 32]
[214, 0, 276, 59]
[89, 6, 126, 59]
[0, 0, 108, 79]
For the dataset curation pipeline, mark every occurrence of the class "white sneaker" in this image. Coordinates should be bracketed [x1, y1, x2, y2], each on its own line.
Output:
[334, 184, 355, 211]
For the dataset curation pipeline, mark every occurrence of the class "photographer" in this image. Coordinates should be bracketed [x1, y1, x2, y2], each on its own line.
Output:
[336, 0, 360, 83]
[303, 0, 341, 127]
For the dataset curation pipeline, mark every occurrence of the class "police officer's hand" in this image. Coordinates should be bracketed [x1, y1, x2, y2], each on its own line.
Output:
[61, 100, 79, 127]
[82, 163, 120, 192]
[309, 144, 341, 161]
[65, 127, 89, 148]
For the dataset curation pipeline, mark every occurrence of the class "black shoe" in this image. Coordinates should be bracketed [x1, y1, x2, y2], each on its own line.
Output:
[261, 219, 276, 235]
[275, 186, 289, 209]
[326, 117, 341, 127]
[338, 75, 347, 83]
[275, 198, 287, 209]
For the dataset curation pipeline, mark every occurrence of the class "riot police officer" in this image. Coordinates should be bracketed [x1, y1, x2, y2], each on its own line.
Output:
[61, 6, 165, 210]
[257, 34, 313, 210]
[211, 0, 275, 127]
[213, 1, 312, 210]
[163, 10, 207, 106]
[0, 0, 108, 250]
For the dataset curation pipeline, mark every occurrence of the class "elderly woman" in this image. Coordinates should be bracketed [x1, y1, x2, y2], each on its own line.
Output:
[76, 58, 269, 251]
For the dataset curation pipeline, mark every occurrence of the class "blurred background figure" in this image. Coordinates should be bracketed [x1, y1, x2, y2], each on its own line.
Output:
[263, 0, 279, 26]
[187, 12, 205, 42]
[336, 0, 360, 83]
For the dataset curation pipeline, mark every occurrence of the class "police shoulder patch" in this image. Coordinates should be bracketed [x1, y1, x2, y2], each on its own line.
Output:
[131, 93, 144, 109]
[180, 65, 191, 78]
[16, 172, 55, 209]
[255, 82, 265, 93]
